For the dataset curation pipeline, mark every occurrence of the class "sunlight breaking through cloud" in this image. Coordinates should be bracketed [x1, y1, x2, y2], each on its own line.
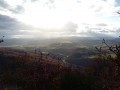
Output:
[0, 0, 120, 38]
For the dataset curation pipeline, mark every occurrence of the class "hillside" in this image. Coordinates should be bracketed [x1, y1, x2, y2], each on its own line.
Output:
[0, 39, 120, 90]
[0, 48, 83, 90]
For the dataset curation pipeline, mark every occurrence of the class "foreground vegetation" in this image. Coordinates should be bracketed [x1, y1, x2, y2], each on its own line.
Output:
[0, 48, 101, 90]
[0, 37, 120, 90]
[0, 47, 119, 90]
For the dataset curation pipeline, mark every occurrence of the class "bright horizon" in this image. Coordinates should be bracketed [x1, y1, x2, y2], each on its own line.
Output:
[0, 0, 120, 39]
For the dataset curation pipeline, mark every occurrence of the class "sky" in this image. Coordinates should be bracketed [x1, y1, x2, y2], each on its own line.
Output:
[0, 0, 120, 39]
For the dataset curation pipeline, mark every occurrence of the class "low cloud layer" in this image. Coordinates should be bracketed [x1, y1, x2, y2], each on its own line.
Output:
[0, 14, 41, 38]
[0, 14, 35, 30]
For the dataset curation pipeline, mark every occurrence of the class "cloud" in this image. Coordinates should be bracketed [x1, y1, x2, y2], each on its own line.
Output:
[76, 0, 120, 18]
[63, 22, 78, 32]
[88, 31, 114, 39]
[76, 22, 120, 38]
[96, 23, 107, 26]
[31, 0, 38, 2]
[0, 14, 47, 39]
[0, 0, 120, 39]
[9, 5, 25, 14]
[0, 0, 25, 14]
[31, 0, 55, 9]
[78, 28, 115, 39]
[0, 14, 34, 30]
[0, 14, 79, 38]
[43, 22, 78, 33]
[0, 0, 10, 9]
[116, 28, 120, 33]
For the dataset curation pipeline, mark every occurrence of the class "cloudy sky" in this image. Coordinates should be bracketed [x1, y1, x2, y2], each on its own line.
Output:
[0, 0, 120, 39]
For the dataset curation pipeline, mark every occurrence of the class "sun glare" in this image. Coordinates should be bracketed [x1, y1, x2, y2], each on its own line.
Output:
[10, 0, 102, 31]
[9, 0, 118, 37]
[18, 1, 69, 29]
